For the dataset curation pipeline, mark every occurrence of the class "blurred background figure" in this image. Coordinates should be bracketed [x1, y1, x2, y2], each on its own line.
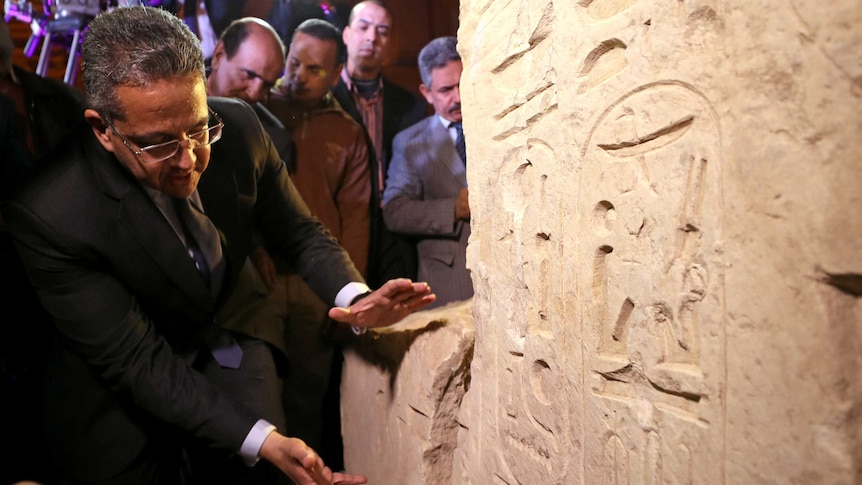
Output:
[1, 9, 85, 484]
[205, 16, 292, 162]
[382, 36, 472, 309]
[332, 0, 425, 290]
[181, 0, 350, 59]
[263, 18, 371, 470]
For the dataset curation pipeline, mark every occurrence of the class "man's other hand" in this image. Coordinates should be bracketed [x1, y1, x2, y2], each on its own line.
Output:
[260, 432, 367, 485]
[455, 187, 470, 220]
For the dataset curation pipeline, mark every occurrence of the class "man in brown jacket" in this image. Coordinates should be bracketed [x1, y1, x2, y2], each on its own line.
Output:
[261, 18, 371, 469]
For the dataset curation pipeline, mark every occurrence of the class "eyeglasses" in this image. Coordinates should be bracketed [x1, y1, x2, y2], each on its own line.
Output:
[107, 108, 225, 164]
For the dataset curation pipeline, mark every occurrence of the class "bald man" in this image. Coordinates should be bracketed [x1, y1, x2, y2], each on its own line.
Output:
[207, 17, 292, 162]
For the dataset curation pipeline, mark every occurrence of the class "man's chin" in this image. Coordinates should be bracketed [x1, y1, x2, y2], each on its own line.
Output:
[357, 58, 382, 71]
[162, 178, 197, 199]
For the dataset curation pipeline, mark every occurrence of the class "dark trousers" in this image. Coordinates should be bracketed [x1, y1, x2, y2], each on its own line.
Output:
[187, 334, 291, 485]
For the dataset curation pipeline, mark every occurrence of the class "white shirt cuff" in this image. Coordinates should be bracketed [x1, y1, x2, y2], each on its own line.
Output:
[239, 419, 277, 466]
[334, 282, 372, 336]
[334, 281, 371, 308]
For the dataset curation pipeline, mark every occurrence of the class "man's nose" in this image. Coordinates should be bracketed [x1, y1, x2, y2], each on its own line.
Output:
[453, 85, 461, 103]
[291, 66, 306, 83]
[172, 140, 197, 169]
[246, 78, 267, 104]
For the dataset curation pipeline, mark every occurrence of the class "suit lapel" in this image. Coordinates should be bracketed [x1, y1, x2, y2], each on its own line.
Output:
[427, 117, 466, 183]
[87, 134, 215, 309]
[332, 79, 363, 127]
[119, 192, 215, 306]
[197, 144, 241, 302]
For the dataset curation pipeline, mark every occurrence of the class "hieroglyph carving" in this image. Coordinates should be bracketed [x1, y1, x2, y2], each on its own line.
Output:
[579, 82, 724, 484]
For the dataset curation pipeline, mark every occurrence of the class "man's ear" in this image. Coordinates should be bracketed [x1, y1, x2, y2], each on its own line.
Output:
[85, 108, 117, 153]
[330, 63, 344, 87]
[419, 83, 433, 105]
[210, 41, 226, 70]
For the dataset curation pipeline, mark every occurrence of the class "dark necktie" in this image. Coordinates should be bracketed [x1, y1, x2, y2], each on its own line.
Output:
[172, 196, 242, 369]
[452, 122, 466, 165]
[173, 196, 222, 287]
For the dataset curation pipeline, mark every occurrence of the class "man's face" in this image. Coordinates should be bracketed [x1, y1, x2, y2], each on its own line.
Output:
[342, 1, 392, 76]
[284, 32, 341, 108]
[89, 75, 212, 198]
[208, 25, 283, 104]
[420, 60, 463, 123]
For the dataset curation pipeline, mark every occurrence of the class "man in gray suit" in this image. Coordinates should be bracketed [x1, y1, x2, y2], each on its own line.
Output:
[382, 36, 472, 309]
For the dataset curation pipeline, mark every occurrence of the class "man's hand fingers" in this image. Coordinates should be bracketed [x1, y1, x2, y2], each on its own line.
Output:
[327, 280, 434, 328]
[328, 306, 353, 323]
[333, 472, 369, 485]
[386, 282, 432, 303]
[404, 292, 436, 310]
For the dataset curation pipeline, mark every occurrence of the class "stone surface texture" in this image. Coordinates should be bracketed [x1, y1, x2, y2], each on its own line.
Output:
[340, 0, 862, 483]
[341, 301, 474, 484]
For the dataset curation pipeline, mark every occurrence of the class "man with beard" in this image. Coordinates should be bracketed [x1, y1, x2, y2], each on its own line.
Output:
[383, 36, 472, 309]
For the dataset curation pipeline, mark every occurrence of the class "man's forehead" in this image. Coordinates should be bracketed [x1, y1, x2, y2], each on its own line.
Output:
[230, 37, 283, 76]
[237, 28, 283, 60]
[291, 36, 338, 67]
[351, 3, 392, 27]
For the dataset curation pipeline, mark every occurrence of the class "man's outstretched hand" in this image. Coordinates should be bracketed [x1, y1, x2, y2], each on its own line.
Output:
[328, 278, 435, 329]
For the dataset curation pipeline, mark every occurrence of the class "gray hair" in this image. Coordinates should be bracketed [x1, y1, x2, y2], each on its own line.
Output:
[82, 6, 205, 121]
[418, 36, 460, 88]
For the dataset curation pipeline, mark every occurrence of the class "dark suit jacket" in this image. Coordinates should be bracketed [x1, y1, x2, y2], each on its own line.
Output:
[3, 97, 361, 481]
[0, 66, 86, 485]
[331, 76, 425, 288]
[0, 65, 85, 196]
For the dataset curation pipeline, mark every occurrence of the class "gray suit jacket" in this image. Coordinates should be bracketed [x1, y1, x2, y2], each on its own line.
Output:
[382, 115, 472, 308]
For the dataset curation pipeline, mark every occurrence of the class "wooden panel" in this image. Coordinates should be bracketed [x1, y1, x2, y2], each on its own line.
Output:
[382, 0, 459, 107]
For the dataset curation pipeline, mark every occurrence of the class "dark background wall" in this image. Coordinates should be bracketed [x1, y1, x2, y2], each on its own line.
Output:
[5, 0, 460, 100]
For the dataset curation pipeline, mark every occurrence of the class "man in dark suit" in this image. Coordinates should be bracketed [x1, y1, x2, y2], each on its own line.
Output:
[0, 15, 87, 485]
[331, 0, 426, 289]
[3, 6, 433, 485]
[383, 36, 472, 309]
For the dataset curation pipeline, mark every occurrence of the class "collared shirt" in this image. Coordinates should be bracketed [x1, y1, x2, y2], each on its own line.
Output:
[340, 67, 385, 195]
[438, 115, 460, 144]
